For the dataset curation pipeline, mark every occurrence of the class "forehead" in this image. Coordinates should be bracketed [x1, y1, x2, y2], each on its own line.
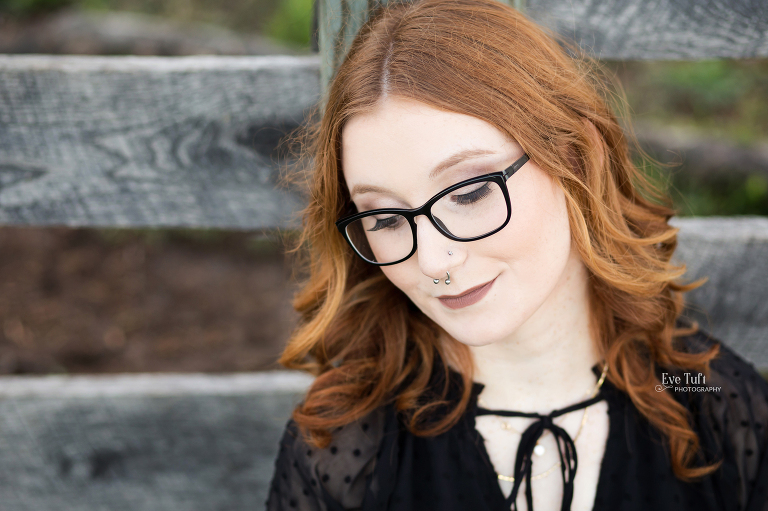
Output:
[341, 97, 513, 198]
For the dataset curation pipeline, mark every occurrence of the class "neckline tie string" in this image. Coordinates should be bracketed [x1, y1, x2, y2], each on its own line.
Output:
[476, 391, 606, 511]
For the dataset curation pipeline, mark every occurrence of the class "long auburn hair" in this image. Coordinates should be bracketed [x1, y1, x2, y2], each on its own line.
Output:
[277, 0, 721, 481]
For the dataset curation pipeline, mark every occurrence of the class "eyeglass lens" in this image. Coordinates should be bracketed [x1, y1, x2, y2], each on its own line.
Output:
[344, 178, 508, 264]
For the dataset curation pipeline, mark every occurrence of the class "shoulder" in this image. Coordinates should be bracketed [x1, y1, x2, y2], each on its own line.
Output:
[673, 322, 768, 417]
[268, 405, 390, 511]
[672, 322, 768, 507]
[671, 322, 768, 434]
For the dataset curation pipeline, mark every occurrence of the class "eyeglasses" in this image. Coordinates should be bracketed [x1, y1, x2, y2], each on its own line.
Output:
[335, 154, 529, 266]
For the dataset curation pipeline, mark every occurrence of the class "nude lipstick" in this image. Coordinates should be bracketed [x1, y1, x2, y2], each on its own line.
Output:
[437, 277, 496, 310]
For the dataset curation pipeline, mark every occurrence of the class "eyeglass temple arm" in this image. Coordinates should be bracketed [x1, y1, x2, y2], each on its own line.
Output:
[502, 154, 530, 180]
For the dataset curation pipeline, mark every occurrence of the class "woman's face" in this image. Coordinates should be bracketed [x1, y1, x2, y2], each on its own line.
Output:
[341, 96, 580, 348]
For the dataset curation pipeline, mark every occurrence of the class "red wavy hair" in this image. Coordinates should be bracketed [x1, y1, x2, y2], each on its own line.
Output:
[277, 0, 721, 481]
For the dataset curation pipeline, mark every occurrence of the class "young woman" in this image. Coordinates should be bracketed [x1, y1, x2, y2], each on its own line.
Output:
[267, 0, 768, 509]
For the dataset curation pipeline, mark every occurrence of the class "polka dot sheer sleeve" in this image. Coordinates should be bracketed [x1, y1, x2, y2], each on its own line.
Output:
[266, 406, 387, 511]
[690, 331, 768, 511]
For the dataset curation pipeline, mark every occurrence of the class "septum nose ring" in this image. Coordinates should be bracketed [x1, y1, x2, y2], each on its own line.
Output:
[433, 271, 451, 285]
[433, 251, 453, 284]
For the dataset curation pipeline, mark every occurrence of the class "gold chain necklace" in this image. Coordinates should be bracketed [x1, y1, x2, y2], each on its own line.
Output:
[477, 362, 608, 483]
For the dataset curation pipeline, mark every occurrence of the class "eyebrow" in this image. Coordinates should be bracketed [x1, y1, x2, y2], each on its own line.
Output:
[349, 148, 497, 197]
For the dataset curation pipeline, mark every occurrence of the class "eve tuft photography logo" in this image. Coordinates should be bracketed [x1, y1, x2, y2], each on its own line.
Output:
[655, 372, 722, 393]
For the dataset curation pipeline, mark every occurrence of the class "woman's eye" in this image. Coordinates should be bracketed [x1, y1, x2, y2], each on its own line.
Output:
[452, 182, 493, 205]
[368, 215, 404, 231]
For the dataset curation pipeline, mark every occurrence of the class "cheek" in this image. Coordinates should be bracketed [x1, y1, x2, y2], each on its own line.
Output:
[379, 258, 440, 319]
[475, 180, 572, 316]
[380, 262, 421, 296]
[486, 175, 571, 262]
[516, 186, 572, 284]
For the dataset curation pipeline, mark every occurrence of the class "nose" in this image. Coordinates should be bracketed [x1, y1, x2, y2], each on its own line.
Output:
[413, 215, 455, 280]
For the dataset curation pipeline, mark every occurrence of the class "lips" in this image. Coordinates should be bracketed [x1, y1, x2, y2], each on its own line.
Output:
[437, 277, 496, 310]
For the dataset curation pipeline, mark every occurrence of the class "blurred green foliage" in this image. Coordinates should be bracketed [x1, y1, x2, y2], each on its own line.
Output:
[0, 0, 308, 45]
[263, 0, 313, 47]
[636, 148, 768, 217]
[0, 0, 74, 15]
[611, 60, 768, 144]
[608, 60, 768, 216]
[641, 160, 768, 217]
[1, 0, 284, 35]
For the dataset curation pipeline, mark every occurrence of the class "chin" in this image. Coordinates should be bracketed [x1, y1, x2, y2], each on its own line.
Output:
[452, 336, 499, 348]
[439, 316, 514, 348]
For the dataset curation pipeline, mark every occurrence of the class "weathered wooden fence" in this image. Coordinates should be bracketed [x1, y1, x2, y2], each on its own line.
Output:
[0, 372, 314, 510]
[1, 0, 767, 509]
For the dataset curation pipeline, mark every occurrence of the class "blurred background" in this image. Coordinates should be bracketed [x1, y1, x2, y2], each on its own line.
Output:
[0, 0, 766, 376]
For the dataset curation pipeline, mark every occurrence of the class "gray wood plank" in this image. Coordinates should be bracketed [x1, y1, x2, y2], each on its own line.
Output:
[673, 216, 768, 369]
[526, 0, 768, 60]
[0, 372, 314, 511]
[1, 53, 766, 229]
[0, 55, 320, 230]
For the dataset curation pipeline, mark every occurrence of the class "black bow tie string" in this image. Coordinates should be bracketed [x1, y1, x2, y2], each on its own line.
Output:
[476, 391, 606, 511]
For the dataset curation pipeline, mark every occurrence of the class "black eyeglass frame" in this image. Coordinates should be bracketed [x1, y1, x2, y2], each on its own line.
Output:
[335, 153, 530, 266]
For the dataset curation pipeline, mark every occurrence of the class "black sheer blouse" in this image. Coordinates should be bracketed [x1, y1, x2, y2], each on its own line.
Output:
[267, 325, 768, 510]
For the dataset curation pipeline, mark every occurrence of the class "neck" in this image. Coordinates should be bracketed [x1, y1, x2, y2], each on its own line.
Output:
[468, 251, 602, 413]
